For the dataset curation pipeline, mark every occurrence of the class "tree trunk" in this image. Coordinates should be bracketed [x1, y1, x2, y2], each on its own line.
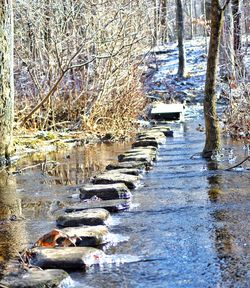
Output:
[0, 0, 14, 165]
[189, 0, 194, 39]
[160, 0, 168, 43]
[219, 3, 235, 81]
[203, 0, 224, 158]
[176, 0, 186, 78]
[231, 0, 243, 76]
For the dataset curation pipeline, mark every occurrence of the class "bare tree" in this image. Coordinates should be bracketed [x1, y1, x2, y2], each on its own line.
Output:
[203, 0, 230, 158]
[0, 0, 14, 165]
[231, 0, 244, 77]
[219, 3, 236, 81]
[176, 0, 186, 77]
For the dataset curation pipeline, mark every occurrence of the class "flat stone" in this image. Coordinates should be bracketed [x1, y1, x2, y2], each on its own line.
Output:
[64, 199, 131, 213]
[60, 225, 109, 246]
[80, 183, 131, 200]
[106, 161, 150, 170]
[118, 153, 155, 163]
[108, 168, 142, 176]
[150, 103, 184, 121]
[118, 149, 156, 162]
[56, 208, 110, 227]
[137, 131, 166, 143]
[30, 247, 105, 270]
[151, 126, 174, 136]
[132, 140, 158, 148]
[92, 172, 139, 189]
[0, 269, 69, 288]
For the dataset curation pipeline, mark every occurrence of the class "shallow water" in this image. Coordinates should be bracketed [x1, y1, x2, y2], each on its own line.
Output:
[0, 106, 250, 287]
[73, 107, 249, 288]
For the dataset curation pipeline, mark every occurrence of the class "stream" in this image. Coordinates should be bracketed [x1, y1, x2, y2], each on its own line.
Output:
[0, 105, 249, 287]
[1, 38, 250, 287]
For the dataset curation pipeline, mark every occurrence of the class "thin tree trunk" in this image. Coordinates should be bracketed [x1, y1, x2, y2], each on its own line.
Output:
[231, 0, 243, 76]
[203, 0, 224, 158]
[0, 0, 14, 165]
[160, 0, 168, 43]
[219, 3, 235, 81]
[176, 0, 186, 78]
[190, 0, 194, 39]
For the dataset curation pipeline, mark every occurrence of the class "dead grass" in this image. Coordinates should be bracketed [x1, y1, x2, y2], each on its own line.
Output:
[222, 83, 250, 142]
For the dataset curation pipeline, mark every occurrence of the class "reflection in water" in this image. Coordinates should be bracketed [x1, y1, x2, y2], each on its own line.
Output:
[17, 142, 132, 187]
[0, 170, 26, 275]
[207, 166, 249, 286]
[207, 174, 223, 203]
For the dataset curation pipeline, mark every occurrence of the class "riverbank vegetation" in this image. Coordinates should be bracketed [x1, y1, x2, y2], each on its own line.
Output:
[0, 0, 250, 163]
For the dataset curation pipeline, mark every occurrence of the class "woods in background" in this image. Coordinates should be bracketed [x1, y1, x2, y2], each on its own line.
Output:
[0, 0, 249, 164]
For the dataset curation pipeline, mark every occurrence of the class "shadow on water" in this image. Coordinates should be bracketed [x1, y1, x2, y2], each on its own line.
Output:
[0, 170, 27, 276]
[206, 160, 250, 287]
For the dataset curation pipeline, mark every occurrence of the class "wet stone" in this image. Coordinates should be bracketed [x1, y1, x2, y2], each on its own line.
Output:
[91, 172, 139, 189]
[106, 161, 149, 170]
[132, 140, 158, 148]
[137, 131, 166, 143]
[80, 183, 131, 200]
[0, 269, 69, 288]
[118, 148, 157, 162]
[30, 247, 105, 270]
[151, 126, 174, 137]
[118, 154, 155, 163]
[108, 168, 143, 176]
[64, 199, 131, 213]
[56, 208, 110, 227]
[60, 225, 109, 246]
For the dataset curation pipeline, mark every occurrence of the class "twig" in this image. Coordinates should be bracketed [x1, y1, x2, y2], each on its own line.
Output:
[190, 152, 202, 159]
[225, 156, 250, 171]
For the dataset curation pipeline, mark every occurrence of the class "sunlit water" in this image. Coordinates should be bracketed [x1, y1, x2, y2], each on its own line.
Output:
[0, 106, 250, 287]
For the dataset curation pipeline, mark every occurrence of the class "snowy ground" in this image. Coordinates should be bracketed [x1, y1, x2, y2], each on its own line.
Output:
[145, 37, 208, 104]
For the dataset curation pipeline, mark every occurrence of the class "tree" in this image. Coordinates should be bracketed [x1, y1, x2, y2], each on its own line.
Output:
[0, 0, 14, 165]
[231, 0, 243, 76]
[203, 0, 229, 158]
[176, 0, 186, 78]
[219, 3, 235, 81]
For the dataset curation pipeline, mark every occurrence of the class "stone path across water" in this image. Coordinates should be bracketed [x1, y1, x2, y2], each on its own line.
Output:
[0, 125, 173, 287]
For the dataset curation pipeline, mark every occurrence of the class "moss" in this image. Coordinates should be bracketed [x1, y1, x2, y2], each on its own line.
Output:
[36, 131, 57, 140]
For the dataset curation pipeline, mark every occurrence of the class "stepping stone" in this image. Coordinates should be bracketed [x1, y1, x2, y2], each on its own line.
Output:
[91, 172, 139, 189]
[30, 247, 105, 270]
[132, 140, 158, 148]
[56, 208, 110, 227]
[106, 161, 150, 170]
[108, 168, 142, 176]
[80, 183, 131, 200]
[150, 103, 184, 121]
[118, 154, 155, 163]
[118, 148, 156, 159]
[151, 126, 174, 137]
[60, 225, 109, 246]
[137, 131, 166, 143]
[0, 269, 69, 288]
[65, 199, 130, 213]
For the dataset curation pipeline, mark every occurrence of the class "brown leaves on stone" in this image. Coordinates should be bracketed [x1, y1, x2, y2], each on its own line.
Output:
[34, 229, 81, 248]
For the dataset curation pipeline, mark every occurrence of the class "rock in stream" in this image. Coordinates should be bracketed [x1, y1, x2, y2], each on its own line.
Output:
[30, 247, 105, 270]
[80, 183, 131, 200]
[0, 268, 69, 288]
[64, 199, 131, 213]
[56, 208, 110, 227]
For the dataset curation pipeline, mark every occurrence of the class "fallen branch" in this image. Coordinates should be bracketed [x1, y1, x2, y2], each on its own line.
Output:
[225, 156, 250, 171]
